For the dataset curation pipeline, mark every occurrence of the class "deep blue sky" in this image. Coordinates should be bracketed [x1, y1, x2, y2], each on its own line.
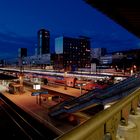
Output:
[0, 0, 140, 59]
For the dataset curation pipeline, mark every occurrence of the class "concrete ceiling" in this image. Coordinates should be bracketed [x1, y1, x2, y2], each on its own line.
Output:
[85, 0, 140, 38]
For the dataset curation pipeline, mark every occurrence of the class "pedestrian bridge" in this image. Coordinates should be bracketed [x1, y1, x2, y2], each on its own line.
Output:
[56, 86, 140, 140]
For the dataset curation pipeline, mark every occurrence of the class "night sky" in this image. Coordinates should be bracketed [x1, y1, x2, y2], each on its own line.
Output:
[0, 0, 140, 59]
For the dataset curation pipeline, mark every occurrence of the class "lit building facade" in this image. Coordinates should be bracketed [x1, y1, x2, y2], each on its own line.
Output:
[38, 29, 50, 55]
[100, 54, 113, 65]
[4, 54, 51, 68]
[55, 36, 91, 70]
[91, 48, 106, 60]
[23, 54, 51, 66]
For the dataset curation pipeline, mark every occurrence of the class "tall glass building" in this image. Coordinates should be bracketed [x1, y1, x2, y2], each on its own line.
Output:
[18, 48, 27, 58]
[38, 29, 50, 55]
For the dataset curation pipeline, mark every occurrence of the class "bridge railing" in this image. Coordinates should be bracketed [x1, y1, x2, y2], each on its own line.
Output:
[56, 87, 140, 140]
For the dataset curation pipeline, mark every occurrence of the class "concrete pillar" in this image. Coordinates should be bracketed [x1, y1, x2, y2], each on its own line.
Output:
[129, 108, 140, 140]
[117, 120, 137, 140]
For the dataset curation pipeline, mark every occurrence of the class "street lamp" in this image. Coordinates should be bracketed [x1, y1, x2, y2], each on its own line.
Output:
[79, 83, 82, 95]
[64, 71, 67, 90]
[133, 65, 137, 73]
[18, 72, 24, 93]
[18, 56, 24, 93]
[77, 83, 86, 95]
[33, 83, 41, 104]
[19, 73, 24, 85]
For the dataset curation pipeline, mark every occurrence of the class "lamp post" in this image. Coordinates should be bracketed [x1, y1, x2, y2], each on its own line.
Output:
[133, 65, 137, 73]
[33, 83, 41, 104]
[18, 56, 24, 93]
[79, 83, 82, 95]
[78, 83, 86, 95]
[64, 71, 67, 90]
[78, 83, 83, 95]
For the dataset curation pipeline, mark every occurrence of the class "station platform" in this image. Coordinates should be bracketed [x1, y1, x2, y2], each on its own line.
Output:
[41, 84, 87, 97]
[0, 84, 88, 137]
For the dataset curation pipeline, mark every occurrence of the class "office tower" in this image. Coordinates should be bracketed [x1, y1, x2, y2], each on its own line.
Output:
[38, 29, 50, 55]
[18, 48, 27, 58]
[55, 36, 90, 70]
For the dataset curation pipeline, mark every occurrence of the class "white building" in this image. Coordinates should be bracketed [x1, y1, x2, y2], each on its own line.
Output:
[23, 54, 51, 65]
[100, 54, 113, 65]
[5, 54, 51, 67]
[91, 48, 107, 60]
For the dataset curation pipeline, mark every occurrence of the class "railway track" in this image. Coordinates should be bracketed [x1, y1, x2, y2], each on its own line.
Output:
[0, 93, 59, 140]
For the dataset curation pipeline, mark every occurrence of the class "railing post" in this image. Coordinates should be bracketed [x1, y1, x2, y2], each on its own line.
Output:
[131, 97, 139, 115]
[117, 100, 139, 140]
[121, 103, 131, 125]
[105, 112, 121, 140]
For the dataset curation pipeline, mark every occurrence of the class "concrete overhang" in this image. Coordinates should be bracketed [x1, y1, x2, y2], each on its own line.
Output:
[85, 0, 140, 38]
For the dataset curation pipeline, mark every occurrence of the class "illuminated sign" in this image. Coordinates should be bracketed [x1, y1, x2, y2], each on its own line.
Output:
[33, 84, 41, 90]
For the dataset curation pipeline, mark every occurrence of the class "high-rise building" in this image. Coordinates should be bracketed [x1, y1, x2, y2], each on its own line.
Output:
[55, 36, 91, 70]
[18, 48, 27, 58]
[38, 29, 50, 55]
[18, 48, 27, 67]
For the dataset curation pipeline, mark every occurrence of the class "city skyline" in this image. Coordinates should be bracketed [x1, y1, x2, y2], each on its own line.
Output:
[0, 0, 140, 59]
